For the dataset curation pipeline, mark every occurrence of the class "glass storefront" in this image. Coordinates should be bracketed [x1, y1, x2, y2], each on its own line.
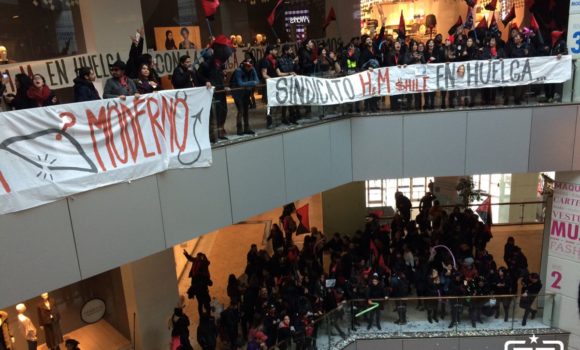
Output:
[0, 0, 85, 63]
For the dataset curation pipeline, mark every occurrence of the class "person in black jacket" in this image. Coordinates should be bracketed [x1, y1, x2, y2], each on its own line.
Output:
[493, 267, 513, 322]
[221, 304, 240, 349]
[172, 55, 198, 89]
[197, 312, 218, 350]
[506, 33, 532, 105]
[545, 31, 568, 102]
[481, 37, 505, 105]
[4, 74, 36, 110]
[358, 36, 380, 112]
[520, 273, 542, 326]
[395, 192, 412, 224]
[299, 39, 317, 76]
[390, 271, 410, 325]
[73, 67, 100, 102]
[366, 273, 386, 329]
[171, 307, 193, 350]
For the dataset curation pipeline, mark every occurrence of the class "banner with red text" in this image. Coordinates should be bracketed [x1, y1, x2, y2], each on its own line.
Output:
[0, 87, 213, 215]
[550, 181, 580, 260]
[267, 55, 572, 107]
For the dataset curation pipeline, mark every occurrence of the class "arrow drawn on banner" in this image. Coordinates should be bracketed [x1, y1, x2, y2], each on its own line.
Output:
[0, 129, 98, 183]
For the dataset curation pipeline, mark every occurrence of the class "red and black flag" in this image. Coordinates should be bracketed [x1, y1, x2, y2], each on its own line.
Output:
[485, 0, 498, 11]
[296, 204, 310, 235]
[501, 5, 516, 27]
[267, 0, 284, 27]
[323, 6, 337, 30]
[476, 196, 493, 233]
[202, 0, 220, 20]
[448, 15, 463, 35]
[489, 13, 500, 38]
[464, 7, 474, 30]
[398, 10, 406, 38]
[474, 15, 488, 39]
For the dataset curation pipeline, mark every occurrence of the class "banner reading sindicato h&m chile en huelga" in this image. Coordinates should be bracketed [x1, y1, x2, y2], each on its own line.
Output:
[0, 87, 213, 215]
[267, 55, 572, 107]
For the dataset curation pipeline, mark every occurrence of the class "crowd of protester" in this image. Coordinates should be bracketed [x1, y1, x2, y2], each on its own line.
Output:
[0, 18, 568, 140]
[170, 192, 542, 350]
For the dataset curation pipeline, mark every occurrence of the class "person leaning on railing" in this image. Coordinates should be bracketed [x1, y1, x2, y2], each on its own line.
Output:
[103, 60, 139, 100]
[73, 67, 101, 102]
[276, 44, 299, 125]
[544, 31, 567, 103]
[230, 59, 259, 135]
[259, 44, 279, 129]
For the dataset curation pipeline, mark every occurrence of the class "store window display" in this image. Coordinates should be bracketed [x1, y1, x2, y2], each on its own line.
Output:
[37, 293, 63, 350]
[0, 46, 8, 64]
[0, 311, 14, 350]
[15, 304, 37, 350]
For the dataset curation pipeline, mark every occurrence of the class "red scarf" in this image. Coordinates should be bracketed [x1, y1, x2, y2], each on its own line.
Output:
[490, 47, 497, 57]
[267, 54, 277, 70]
[27, 85, 52, 106]
[119, 76, 131, 93]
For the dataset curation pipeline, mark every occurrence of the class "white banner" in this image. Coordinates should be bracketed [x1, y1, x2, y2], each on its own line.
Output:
[0, 49, 198, 94]
[0, 88, 213, 215]
[549, 181, 580, 260]
[267, 55, 573, 107]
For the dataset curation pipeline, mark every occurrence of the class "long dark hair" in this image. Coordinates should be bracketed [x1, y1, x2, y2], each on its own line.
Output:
[14, 73, 32, 92]
[165, 30, 177, 50]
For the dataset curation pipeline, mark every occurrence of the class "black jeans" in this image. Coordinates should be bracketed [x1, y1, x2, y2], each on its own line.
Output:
[234, 95, 250, 132]
[213, 92, 228, 127]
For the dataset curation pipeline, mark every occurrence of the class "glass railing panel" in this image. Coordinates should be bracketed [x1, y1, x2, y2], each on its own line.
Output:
[272, 294, 557, 349]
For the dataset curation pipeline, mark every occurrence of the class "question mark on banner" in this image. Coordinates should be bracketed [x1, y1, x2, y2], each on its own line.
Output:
[56, 112, 76, 141]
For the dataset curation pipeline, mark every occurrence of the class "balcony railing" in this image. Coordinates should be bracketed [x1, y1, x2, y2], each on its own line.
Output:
[271, 293, 555, 350]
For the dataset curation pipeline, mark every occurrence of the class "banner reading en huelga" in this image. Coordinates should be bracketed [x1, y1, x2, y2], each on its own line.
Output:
[0, 87, 213, 215]
[267, 55, 573, 107]
[549, 181, 580, 260]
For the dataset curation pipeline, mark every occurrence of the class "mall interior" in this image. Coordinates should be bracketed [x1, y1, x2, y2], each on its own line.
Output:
[1, 0, 580, 350]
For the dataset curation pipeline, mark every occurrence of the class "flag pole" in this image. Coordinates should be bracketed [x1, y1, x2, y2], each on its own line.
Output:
[271, 27, 279, 42]
[205, 18, 214, 38]
[330, 0, 343, 42]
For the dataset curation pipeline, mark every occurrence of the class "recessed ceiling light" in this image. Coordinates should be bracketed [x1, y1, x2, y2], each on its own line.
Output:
[12, 15, 19, 19]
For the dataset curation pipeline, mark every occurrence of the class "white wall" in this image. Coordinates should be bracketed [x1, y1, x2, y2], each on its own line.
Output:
[79, 0, 145, 53]
[546, 171, 580, 350]
[4, 106, 580, 309]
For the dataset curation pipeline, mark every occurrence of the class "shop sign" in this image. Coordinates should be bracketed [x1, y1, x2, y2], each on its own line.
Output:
[571, 1, 580, 14]
[549, 181, 580, 261]
[267, 55, 573, 107]
[568, 14, 580, 57]
[0, 87, 213, 215]
[81, 298, 106, 324]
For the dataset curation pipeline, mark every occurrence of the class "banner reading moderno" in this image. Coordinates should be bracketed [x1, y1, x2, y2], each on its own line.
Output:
[0, 87, 213, 215]
[267, 55, 573, 107]
[550, 181, 580, 260]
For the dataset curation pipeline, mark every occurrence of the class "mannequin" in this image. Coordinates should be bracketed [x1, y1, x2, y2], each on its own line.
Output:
[0, 310, 14, 350]
[37, 293, 63, 350]
[0, 46, 7, 64]
[15, 304, 37, 350]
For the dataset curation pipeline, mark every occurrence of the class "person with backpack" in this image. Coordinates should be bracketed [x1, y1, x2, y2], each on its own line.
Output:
[230, 59, 259, 135]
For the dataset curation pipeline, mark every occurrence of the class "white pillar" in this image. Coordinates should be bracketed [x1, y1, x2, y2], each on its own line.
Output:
[121, 249, 180, 350]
